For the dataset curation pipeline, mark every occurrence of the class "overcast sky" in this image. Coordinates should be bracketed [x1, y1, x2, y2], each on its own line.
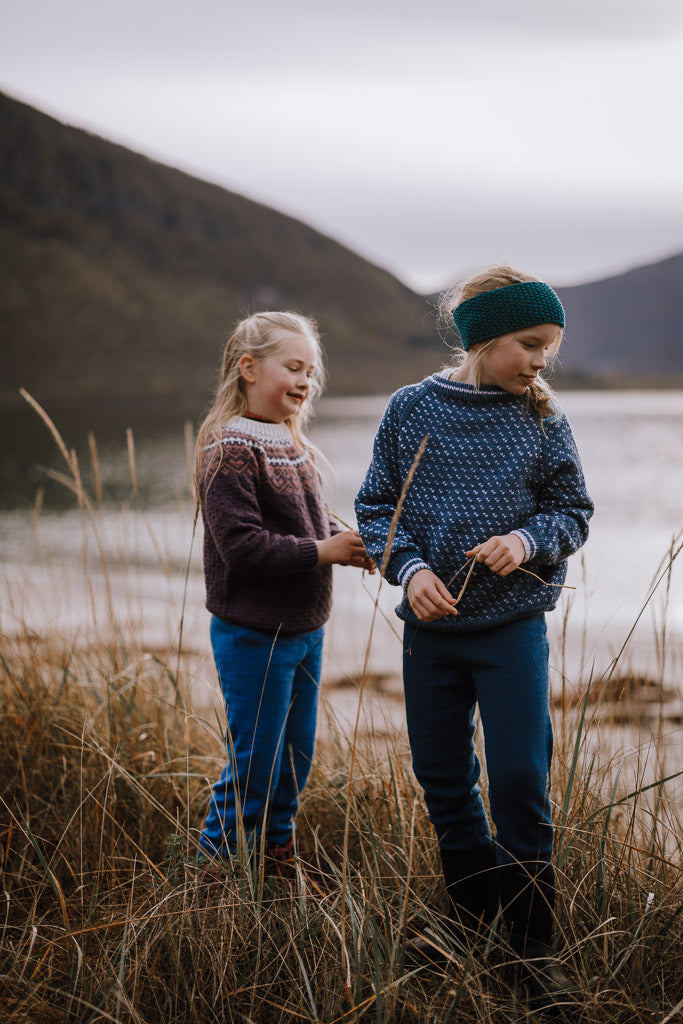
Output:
[2, 0, 683, 291]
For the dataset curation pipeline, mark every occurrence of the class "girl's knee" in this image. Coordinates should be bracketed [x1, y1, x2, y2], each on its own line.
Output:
[492, 764, 552, 825]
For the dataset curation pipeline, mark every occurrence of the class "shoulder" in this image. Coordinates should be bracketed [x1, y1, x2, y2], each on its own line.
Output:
[200, 422, 259, 477]
[538, 404, 583, 460]
[541, 402, 575, 439]
[383, 376, 440, 421]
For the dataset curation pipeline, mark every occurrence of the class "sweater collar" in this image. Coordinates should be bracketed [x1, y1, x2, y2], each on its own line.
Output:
[224, 415, 295, 442]
[429, 371, 519, 403]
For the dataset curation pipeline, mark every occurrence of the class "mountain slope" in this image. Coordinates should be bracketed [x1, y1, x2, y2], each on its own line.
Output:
[1, 91, 681, 414]
[0, 91, 436, 412]
[556, 256, 683, 383]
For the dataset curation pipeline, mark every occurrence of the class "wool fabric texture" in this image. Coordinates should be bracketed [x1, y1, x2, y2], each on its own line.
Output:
[199, 416, 334, 634]
[453, 281, 565, 350]
[355, 374, 593, 632]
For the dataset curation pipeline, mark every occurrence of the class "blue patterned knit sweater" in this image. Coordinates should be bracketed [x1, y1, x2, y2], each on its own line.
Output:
[355, 374, 593, 632]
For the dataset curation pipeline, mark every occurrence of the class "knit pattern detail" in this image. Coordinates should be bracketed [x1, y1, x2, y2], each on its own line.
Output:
[199, 416, 333, 634]
[453, 281, 565, 349]
[355, 374, 593, 632]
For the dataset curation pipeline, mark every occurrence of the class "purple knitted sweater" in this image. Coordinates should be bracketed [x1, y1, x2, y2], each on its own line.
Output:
[199, 416, 334, 634]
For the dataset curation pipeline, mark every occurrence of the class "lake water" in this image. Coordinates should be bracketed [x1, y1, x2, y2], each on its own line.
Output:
[1, 391, 681, 746]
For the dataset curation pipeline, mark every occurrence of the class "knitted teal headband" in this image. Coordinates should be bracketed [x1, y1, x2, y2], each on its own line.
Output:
[452, 281, 565, 350]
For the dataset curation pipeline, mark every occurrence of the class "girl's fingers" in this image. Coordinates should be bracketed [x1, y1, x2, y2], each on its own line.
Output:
[414, 591, 457, 620]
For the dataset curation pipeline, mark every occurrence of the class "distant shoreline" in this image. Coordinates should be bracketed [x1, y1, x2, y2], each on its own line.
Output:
[2, 377, 682, 417]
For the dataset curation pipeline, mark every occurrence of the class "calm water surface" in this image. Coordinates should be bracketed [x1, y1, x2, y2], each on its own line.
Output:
[1, 390, 681, 702]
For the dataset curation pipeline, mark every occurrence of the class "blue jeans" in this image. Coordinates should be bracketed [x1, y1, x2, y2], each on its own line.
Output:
[198, 618, 324, 859]
[402, 615, 553, 866]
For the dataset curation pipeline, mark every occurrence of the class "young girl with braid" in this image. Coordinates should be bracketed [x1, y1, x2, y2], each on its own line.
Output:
[196, 311, 374, 874]
[355, 266, 593, 1008]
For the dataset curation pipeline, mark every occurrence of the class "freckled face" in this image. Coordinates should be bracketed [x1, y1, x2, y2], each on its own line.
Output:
[478, 324, 562, 394]
[239, 331, 317, 423]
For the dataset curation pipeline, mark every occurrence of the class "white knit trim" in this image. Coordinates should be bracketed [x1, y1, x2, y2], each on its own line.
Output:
[398, 558, 430, 588]
[433, 372, 507, 397]
[204, 418, 310, 468]
[512, 529, 535, 562]
[224, 416, 293, 442]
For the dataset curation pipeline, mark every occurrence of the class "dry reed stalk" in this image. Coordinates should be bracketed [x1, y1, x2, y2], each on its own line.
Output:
[448, 556, 575, 594]
[18, 391, 122, 635]
[38, 465, 117, 629]
[20, 388, 76, 475]
[30, 484, 44, 534]
[601, 536, 682, 691]
[325, 506, 354, 532]
[126, 427, 138, 510]
[184, 419, 195, 495]
[445, 555, 477, 601]
[174, 502, 199, 711]
[87, 430, 103, 507]
[339, 433, 428, 987]
[517, 565, 576, 589]
[379, 435, 429, 579]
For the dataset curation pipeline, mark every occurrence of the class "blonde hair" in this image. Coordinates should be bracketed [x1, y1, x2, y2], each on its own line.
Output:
[194, 311, 325, 492]
[439, 265, 560, 419]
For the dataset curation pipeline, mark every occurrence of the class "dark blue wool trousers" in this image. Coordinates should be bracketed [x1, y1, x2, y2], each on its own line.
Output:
[403, 614, 554, 865]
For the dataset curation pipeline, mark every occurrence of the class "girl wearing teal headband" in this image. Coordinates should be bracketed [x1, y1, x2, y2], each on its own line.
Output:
[355, 265, 593, 1011]
[446, 266, 566, 419]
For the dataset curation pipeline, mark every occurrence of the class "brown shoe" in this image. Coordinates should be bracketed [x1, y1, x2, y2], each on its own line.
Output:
[197, 858, 233, 897]
[263, 839, 296, 882]
[519, 942, 578, 1016]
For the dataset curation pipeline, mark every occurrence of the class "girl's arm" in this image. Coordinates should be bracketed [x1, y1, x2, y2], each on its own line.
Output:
[355, 397, 431, 589]
[501, 416, 593, 568]
[202, 449, 375, 576]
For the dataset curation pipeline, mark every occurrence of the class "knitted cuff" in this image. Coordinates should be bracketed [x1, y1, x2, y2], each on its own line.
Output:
[511, 529, 535, 563]
[398, 557, 430, 589]
[299, 537, 322, 570]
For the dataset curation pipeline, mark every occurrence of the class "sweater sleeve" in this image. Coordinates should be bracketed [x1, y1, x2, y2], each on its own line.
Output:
[354, 398, 430, 588]
[513, 414, 593, 566]
[200, 447, 319, 578]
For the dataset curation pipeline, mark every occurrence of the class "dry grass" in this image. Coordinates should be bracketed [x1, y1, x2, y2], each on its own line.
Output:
[1, 615, 682, 1023]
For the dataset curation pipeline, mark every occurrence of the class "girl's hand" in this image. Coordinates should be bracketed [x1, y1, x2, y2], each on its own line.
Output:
[316, 531, 377, 572]
[407, 569, 458, 622]
[467, 534, 525, 577]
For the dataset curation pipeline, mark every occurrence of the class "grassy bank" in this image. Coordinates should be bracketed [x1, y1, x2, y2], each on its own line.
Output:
[1, 616, 681, 1023]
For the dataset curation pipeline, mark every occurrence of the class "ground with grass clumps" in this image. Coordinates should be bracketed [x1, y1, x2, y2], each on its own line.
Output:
[1, 628, 681, 1024]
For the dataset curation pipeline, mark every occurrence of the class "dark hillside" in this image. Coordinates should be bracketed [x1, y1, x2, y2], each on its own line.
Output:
[556, 255, 683, 384]
[0, 92, 437, 413]
[2, 91, 682, 414]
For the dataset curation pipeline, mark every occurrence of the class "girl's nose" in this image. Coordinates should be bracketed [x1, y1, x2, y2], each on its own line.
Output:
[532, 350, 547, 368]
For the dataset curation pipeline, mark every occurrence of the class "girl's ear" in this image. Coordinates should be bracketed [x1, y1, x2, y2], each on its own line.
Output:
[238, 354, 256, 384]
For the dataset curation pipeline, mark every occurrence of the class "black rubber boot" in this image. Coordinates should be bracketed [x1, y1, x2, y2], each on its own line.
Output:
[405, 845, 498, 969]
[498, 862, 576, 1014]
[440, 845, 499, 938]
